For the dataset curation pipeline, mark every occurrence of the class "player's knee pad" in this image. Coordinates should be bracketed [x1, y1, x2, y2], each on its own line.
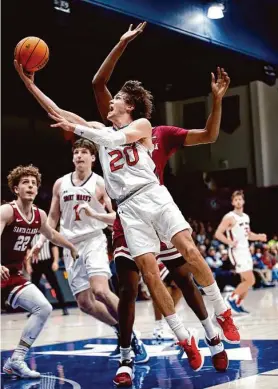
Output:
[32, 299, 52, 321]
[16, 284, 52, 320]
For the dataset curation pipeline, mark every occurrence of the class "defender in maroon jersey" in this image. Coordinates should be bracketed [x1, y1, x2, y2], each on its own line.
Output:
[1, 165, 78, 379]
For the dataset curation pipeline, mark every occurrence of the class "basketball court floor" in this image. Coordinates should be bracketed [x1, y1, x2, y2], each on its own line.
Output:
[1, 287, 278, 389]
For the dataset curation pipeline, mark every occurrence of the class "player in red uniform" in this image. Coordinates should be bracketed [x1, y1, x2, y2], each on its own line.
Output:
[1, 165, 78, 378]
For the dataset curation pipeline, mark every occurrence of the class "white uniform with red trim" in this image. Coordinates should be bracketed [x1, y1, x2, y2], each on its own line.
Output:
[59, 172, 111, 296]
[226, 211, 253, 273]
[99, 128, 191, 257]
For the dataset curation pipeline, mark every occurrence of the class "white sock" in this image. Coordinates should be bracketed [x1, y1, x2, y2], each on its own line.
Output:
[201, 317, 218, 340]
[120, 346, 132, 362]
[155, 319, 164, 329]
[164, 314, 189, 341]
[12, 344, 29, 361]
[202, 281, 228, 317]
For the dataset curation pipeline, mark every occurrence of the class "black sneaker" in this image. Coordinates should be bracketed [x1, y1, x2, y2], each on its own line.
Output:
[62, 308, 69, 316]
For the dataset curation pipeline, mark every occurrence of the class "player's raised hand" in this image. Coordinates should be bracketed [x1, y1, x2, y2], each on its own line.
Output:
[0, 265, 10, 281]
[26, 243, 42, 264]
[211, 67, 230, 101]
[120, 22, 147, 44]
[14, 60, 34, 87]
[48, 107, 75, 132]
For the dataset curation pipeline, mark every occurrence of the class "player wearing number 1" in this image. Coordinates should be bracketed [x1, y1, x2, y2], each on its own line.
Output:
[1, 165, 78, 378]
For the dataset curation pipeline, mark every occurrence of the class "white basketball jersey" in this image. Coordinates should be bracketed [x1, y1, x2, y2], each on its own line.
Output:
[98, 129, 158, 202]
[226, 211, 250, 249]
[59, 172, 107, 242]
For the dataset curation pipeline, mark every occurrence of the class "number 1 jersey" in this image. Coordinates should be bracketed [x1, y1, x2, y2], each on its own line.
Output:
[59, 172, 107, 243]
[98, 128, 159, 202]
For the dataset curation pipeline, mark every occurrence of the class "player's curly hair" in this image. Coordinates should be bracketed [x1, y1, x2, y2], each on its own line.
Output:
[120, 80, 153, 120]
[7, 165, 42, 194]
[72, 138, 98, 156]
[231, 190, 244, 200]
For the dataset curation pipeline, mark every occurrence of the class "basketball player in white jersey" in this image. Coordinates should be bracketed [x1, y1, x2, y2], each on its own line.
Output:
[27, 138, 147, 362]
[215, 190, 267, 313]
[47, 74, 241, 375]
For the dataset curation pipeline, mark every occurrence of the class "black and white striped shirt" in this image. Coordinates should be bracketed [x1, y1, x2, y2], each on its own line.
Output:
[31, 235, 52, 261]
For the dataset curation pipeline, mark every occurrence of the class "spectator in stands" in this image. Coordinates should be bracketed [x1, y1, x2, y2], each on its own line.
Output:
[196, 222, 206, 245]
[204, 237, 211, 250]
[199, 244, 207, 258]
[205, 247, 223, 271]
[268, 235, 278, 249]
[220, 249, 234, 271]
[206, 225, 214, 241]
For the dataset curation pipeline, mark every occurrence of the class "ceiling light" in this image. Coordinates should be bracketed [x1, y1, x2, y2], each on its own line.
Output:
[207, 3, 224, 19]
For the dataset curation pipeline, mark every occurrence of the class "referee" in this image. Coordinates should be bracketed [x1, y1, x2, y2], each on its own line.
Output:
[26, 234, 69, 315]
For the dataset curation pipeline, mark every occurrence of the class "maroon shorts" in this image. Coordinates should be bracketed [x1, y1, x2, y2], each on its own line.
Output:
[1, 272, 31, 309]
[113, 235, 182, 280]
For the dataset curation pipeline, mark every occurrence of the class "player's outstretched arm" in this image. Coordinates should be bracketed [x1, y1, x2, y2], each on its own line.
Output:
[49, 108, 151, 147]
[92, 22, 146, 123]
[215, 215, 237, 247]
[248, 232, 267, 242]
[185, 67, 230, 146]
[39, 209, 78, 260]
[14, 60, 90, 125]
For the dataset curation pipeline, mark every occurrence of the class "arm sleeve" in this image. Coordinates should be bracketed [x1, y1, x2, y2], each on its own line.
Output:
[160, 126, 189, 154]
[74, 125, 126, 148]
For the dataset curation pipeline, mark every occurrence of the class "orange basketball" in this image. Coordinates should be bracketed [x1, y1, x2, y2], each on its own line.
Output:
[14, 37, 49, 72]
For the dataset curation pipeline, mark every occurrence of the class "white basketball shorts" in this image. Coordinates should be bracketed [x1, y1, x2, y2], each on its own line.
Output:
[228, 247, 253, 273]
[63, 231, 111, 296]
[118, 183, 191, 258]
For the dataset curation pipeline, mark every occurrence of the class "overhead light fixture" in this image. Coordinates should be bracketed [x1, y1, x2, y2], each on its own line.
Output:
[207, 3, 225, 19]
[53, 0, 71, 13]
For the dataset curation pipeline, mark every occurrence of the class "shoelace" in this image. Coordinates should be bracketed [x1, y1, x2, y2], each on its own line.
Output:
[221, 315, 239, 332]
[181, 341, 196, 359]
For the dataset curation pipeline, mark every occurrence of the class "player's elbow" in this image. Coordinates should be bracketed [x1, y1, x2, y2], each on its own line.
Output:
[203, 129, 218, 143]
[92, 75, 106, 88]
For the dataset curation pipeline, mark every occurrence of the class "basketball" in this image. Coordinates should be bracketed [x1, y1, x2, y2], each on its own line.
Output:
[14, 37, 49, 72]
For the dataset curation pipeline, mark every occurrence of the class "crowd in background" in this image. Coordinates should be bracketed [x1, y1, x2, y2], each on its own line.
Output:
[2, 183, 278, 308]
[188, 219, 278, 291]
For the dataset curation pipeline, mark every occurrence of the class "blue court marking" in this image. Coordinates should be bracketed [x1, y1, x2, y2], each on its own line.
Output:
[1, 338, 278, 388]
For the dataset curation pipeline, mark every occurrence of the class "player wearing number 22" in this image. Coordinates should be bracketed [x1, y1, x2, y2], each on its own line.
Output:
[1, 165, 78, 379]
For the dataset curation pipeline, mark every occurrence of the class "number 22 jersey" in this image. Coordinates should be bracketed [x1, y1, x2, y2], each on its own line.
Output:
[1, 201, 41, 274]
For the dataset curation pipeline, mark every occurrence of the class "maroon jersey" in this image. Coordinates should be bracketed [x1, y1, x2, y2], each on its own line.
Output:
[1, 201, 41, 274]
[113, 125, 188, 241]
